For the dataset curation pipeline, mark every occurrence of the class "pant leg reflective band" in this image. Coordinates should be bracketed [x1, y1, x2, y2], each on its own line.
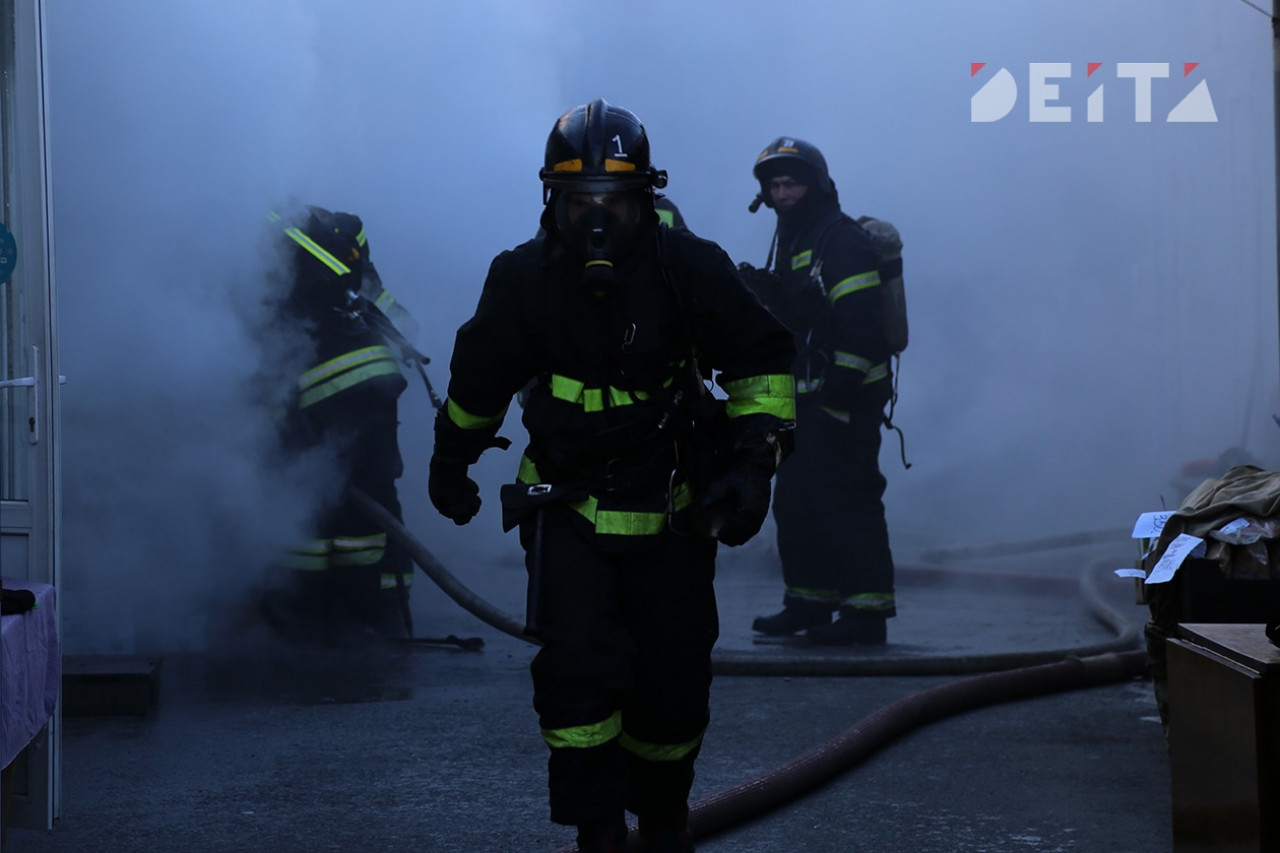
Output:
[542, 710, 623, 749]
[841, 592, 896, 612]
[786, 586, 843, 605]
[619, 730, 704, 762]
[721, 373, 795, 420]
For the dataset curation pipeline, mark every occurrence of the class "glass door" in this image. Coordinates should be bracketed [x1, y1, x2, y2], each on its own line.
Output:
[0, 0, 61, 832]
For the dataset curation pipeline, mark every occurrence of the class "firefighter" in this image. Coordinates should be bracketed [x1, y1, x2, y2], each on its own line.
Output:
[743, 137, 897, 645]
[260, 206, 413, 645]
[427, 100, 796, 853]
[654, 196, 689, 231]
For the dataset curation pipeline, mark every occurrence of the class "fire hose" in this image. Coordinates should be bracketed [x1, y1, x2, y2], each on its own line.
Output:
[350, 488, 1149, 849]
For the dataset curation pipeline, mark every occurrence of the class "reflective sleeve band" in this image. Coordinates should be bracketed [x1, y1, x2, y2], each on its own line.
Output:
[542, 710, 623, 749]
[619, 730, 704, 762]
[721, 374, 796, 420]
[656, 209, 675, 228]
[284, 227, 352, 276]
[355, 228, 366, 248]
[330, 533, 387, 567]
[298, 346, 402, 408]
[790, 250, 813, 271]
[375, 290, 395, 311]
[862, 363, 889, 384]
[446, 398, 507, 430]
[832, 351, 874, 374]
[841, 591, 897, 612]
[828, 270, 881, 303]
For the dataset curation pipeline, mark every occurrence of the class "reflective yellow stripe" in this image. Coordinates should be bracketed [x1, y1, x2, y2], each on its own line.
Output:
[841, 592, 896, 611]
[286, 538, 332, 571]
[796, 378, 824, 394]
[542, 711, 622, 749]
[375, 290, 395, 311]
[300, 346, 396, 391]
[516, 455, 692, 536]
[790, 250, 813, 270]
[721, 374, 795, 420]
[517, 455, 541, 483]
[656, 209, 675, 228]
[553, 158, 583, 172]
[833, 350, 873, 373]
[828, 270, 880, 303]
[330, 533, 387, 567]
[787, 586, 843, 604]
[862, 363, 889, 384]
[284, 227, 352, 276]
[619, 730, 704, 762]
[298, 347, 402, 409]
[355, 228, 366, 248]
[604, 159, 636, 172]
[446, 398, 507, 430]
[380, 572, 411, 590]
[548, 373, 678, 413]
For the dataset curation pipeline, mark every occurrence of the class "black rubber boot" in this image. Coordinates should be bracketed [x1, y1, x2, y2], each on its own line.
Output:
[805, 609, 888, 646]
[576, 817, 628, 853]
[638, 822, 695, 852]
[751, 601, 834, 636]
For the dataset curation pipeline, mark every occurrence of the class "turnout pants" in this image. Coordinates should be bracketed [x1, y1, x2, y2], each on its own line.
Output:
[523, 507, 719, 827]
[771, 396, 896, 616]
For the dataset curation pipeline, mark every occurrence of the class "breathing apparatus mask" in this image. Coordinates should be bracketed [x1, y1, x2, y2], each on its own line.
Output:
[551, 189, 649, 290]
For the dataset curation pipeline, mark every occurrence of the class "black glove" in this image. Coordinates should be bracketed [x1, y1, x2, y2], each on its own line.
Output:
[695, 461, 773, 547]
[429, 456, 481, 525]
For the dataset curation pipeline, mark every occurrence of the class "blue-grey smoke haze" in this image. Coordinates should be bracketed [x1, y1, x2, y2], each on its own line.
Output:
[47, 0, 1277, 652]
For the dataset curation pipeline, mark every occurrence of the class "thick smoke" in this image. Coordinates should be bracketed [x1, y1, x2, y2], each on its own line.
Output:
[48, 0, 1276, 652]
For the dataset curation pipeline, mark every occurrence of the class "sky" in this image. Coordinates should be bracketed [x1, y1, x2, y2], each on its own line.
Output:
[45, 0, 1278, 653]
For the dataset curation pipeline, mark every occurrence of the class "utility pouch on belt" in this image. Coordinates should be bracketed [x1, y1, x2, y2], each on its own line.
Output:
[499, 481, 589, 533]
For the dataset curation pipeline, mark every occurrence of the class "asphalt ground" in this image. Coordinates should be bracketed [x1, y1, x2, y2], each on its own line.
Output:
[4, 538, 1172, 853]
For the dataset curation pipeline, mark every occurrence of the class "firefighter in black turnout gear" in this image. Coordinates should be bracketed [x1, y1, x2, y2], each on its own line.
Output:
[743, 137, 897, 645]
[427, 100, 796, 853]
[261, 206, 412, 644]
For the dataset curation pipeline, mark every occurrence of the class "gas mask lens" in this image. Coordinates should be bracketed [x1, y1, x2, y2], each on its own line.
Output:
[555, 190, 643, 263]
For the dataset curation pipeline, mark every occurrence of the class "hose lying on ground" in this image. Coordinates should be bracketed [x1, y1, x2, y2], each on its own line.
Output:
[350, 487, 535, 644]
[682, 650, 1147, 844]
[351, 489, 1152, 852]
[353, 486, 1141, 676]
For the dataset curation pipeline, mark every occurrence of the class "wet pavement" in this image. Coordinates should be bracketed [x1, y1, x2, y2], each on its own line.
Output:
[4, 537, 1172, 853]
